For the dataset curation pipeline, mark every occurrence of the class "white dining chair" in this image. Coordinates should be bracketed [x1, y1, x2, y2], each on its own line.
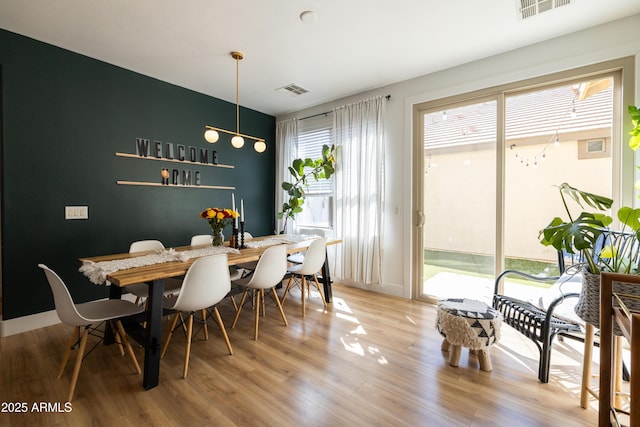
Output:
[160, 254, 233, 378]
[282, 237, 328, 317]
[190, 234, 241, 276]
[190, 234, 244, 308]
[231, 244, 288, 340]
[125, 240, 182, 304]
[229, 232, 258, 277]
[38, 264, 143, 402]
[287, 228, 325, 264]
[190, 234, 212, 246]
[191, 233, 253, 247]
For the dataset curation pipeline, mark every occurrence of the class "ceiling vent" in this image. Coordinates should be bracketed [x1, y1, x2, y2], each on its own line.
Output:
[276, 84, 309, 96]
[518, 0, 572, 20]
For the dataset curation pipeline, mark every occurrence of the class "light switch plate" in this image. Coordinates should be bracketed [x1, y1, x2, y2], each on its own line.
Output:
[65, 206, 89, 220]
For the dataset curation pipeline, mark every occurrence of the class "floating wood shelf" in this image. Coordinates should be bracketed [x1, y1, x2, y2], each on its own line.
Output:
[115, 152, 234, 169]
[117, 181, 235, 190]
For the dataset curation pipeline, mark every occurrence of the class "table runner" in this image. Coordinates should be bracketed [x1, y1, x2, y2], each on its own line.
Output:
[243, 234, 314, 249]
[79, 246, 240, 285]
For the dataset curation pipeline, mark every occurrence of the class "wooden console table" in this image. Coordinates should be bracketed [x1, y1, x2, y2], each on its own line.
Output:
[599, 272, 640, 427]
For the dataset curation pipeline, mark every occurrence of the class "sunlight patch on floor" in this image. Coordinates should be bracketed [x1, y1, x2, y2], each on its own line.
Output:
[424, 271, 553, 304]
[332, 296, 352, 313]
[350, 324, 366, 335]
[340, 337, 364, 356]
[336, 312, 359, 324]
[332, 297, 390, 364]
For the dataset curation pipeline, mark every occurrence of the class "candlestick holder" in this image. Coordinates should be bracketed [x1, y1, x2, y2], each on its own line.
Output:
[239, 221, 246, 249]
[231, 226, 239, 249]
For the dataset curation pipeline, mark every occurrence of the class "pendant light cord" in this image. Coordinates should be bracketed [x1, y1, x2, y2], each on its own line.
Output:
[236, 56, 240, 135]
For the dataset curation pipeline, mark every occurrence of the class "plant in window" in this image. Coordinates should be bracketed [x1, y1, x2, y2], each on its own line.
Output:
[539, 183, 612, 273]
[628, 105, 640, 151]
[539, 106, 640, 274]
[278, 144, 336, 233]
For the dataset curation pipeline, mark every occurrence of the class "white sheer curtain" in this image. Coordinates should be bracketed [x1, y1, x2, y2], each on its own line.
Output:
[275, 118, 298, 233]
[334, 96, 386, 285]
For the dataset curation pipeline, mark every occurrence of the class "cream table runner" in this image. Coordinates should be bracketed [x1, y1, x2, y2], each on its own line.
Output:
[79, 246, 240, 285]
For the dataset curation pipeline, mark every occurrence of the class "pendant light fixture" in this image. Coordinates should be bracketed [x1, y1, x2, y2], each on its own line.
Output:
[230, 51, 245, 149]
[203, 50, 267, 153]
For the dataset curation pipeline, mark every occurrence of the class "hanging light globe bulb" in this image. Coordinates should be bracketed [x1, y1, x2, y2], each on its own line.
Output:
[204, 129, 219, 143]
[254, 140, 266, 153]
[231, 135, 245, 148]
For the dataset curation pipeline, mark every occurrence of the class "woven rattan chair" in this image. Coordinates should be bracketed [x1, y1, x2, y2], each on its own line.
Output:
[494, 230, 637, 384]
[493, 254, 583, 383]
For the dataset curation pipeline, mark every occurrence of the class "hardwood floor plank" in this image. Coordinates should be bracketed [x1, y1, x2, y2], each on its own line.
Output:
[0, 284, 601, 426]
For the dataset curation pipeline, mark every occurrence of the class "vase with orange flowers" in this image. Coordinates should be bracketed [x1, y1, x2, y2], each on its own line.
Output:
[199, 207, 239, 246]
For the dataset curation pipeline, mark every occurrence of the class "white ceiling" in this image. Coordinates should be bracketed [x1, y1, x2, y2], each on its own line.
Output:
[1, 1, 639, 117]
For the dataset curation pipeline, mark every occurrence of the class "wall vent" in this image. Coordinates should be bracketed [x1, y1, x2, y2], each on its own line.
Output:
[518, 0, 572, 20]
[276, 84, 309, 96]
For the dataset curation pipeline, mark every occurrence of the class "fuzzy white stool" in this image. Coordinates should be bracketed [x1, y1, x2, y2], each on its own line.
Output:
[436, 298, 502, 372]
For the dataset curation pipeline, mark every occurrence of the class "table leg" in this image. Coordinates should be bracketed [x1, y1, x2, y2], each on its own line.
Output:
[143, 279, 164, 390]
[105, 285, 124, 345]
[599, 274, 614, 427]
[320, 249, 333, 303]
[631, 314, 639, 427]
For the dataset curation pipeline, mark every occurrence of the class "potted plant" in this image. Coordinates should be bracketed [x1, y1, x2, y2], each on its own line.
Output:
[278, 144, 336, 233]
[538, 106, 640, 331]
[540, 105, 640, 274]
[539, 183, 640, 275]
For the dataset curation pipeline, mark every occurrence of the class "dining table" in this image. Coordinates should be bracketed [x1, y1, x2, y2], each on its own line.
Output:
[78, 234, 341, 390]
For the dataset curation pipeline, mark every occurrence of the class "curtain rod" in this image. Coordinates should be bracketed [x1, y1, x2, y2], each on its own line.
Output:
[299, 94, 391, 121]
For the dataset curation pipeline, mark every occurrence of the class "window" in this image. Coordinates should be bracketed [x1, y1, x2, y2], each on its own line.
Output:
[295, 114, 334, 230]
[578, 138, 610, 159]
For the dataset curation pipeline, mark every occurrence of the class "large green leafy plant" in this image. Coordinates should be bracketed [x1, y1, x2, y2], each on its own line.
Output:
[540, 105, 640, 274]
[628, 105, 640, 151]
[278, 144, 336, 233]
[539, 183, 640, 274]
[539, 183, 613, 274]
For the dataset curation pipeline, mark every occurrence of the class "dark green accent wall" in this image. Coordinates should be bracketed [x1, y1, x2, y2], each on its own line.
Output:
[0, 29, 276, 320]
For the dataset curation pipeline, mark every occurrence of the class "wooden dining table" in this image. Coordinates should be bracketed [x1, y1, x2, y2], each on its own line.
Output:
[79, 235, 341, 390]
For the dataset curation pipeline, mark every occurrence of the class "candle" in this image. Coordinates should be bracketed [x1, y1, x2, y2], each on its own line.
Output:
[231, 193, 238, 227]
[241, 199, 244, 221]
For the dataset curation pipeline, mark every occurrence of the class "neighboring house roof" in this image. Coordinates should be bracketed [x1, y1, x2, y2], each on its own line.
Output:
[423, 80, 613, 150]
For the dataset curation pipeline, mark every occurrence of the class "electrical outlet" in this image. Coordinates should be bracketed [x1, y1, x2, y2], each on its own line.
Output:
[65, 206, 89, 220]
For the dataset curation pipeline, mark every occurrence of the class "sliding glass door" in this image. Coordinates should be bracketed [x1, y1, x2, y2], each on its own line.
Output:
[420, 100, 497, 303]
[502, 79, 613, 301]
[413, 60, 631, 303]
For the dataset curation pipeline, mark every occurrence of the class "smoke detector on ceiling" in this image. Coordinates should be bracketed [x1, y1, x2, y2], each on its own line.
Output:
[276, 84, 309, 96]
[518, 0, 573, 20]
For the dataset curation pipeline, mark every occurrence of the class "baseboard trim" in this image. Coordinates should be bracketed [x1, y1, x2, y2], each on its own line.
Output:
[0, 309, 61, 337]
[0, 294, 137, 337]
[336, 280, 405, 298]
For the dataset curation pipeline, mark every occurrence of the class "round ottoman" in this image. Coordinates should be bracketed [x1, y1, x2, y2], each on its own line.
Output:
[436, 298, 502, 372]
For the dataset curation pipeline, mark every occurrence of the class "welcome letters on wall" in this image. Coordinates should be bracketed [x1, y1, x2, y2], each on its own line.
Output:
[115, 137, 235, 190]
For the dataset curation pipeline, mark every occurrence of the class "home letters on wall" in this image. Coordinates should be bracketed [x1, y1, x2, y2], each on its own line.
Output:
[115, 137, 235, 190]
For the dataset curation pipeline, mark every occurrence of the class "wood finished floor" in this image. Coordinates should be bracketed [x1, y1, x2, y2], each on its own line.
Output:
[1, 284, 601, 426]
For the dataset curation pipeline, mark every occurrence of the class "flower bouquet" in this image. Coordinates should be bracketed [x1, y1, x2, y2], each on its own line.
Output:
[199, 207, 239, 246]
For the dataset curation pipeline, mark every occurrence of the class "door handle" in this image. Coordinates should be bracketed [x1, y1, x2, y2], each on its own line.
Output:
[416, 211, 426, 227]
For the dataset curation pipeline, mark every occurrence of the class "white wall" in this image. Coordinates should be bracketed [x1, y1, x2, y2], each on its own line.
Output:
[277, 14, 640, 299]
